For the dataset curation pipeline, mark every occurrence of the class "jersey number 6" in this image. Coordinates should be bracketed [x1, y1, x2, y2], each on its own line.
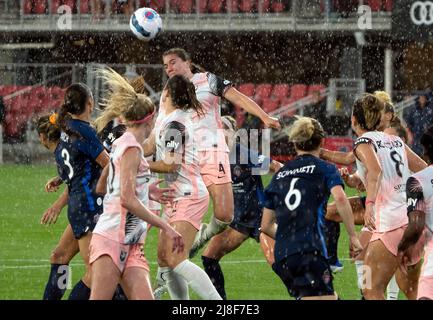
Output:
[285, 178, 301, 211]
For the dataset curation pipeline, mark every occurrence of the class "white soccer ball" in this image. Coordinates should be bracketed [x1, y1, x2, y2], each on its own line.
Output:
[129, 7, 162, 41]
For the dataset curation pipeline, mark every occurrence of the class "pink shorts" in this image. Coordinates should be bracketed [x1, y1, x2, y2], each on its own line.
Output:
[164, 196, 210, 230]
[418, 232, 433, 300]
[370, 225, 424, 266]
[198, 150, 232, 187]
[89, 233, 149, 274]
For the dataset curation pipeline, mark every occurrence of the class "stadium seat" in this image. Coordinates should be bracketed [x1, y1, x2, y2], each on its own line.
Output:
[307, 84, 326, 95]
[178, 0, 193, 13]
[367, 0, 382, 12]
[63, 0, 75, 11]
[280, 97, 295, 107]
[226, 0, 239, 13]
[238, 83, 255, 96]
[271, 0, 285, 13]
[254, 83, 272, 100]
[239, 0, 254, 13]
[145, 0, 165, 12]
[197, 0, 208, 13]
[34, 0, 47, 14]
[23, 0, 33, 14]
[208, 0, 224, 13]
[271, 84, 290, 100]
[383, 0, 393, 11]
[50, 0, 62, 13]
[290, 84, 307, 100]
[79, 0, 90, 13]
[261, 97, 279, 113]
[257, 0, 270, 13]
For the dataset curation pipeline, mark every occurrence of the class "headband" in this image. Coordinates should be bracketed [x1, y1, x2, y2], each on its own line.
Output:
[127, 110, 155, 125]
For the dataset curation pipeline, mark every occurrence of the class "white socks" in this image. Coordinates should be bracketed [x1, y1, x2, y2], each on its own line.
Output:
[386, 275, 399, 300]
[204, 216, 232, 240]
[355, 260, 365, 290]
[157, 266, 189, 300]
[173, 260, 222, 300]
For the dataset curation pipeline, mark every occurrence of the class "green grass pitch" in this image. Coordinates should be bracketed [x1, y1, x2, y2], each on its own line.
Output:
[0, 164, 383, 300]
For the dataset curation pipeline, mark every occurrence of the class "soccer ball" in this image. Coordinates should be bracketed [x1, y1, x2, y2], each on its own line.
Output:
[129, 7, 162, 41]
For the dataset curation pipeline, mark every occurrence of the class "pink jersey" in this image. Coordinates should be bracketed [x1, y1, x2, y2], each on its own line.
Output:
[93, 132, 152, 244]
[190, 72, 232, 152]
[146, 155, 162, 211]
[155, 108, 208, 200]
[354, 131, 410, 232]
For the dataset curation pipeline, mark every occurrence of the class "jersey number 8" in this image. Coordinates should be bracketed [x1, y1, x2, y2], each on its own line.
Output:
[285, 178, 301, 211]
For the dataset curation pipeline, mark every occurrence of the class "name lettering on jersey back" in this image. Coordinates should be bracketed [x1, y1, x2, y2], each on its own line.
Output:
[276, 165, 316, 180]
[375, 139, 403, 150]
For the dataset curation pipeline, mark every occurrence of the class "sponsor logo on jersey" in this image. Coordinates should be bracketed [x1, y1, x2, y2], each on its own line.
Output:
[407, 198, 418, 208]
[166, 140, 179, 150]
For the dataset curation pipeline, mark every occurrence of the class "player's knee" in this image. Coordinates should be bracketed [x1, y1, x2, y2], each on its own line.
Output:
[50, 247, 70, 264]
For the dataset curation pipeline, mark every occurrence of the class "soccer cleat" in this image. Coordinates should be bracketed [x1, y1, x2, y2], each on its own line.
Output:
[189, 223, 209, 259]
[153, 284, 168, 300]
[330, 260, 344, 273]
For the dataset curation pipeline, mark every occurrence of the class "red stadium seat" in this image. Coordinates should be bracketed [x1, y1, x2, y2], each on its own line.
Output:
[383, 0, 393, 11]
[261, 97, 279, 113]
[79, 0, 90, 13]
[197, 0, 208, 13]
[34, 0, 47, 14]
[271, 84, 290, 99]
[178, 0, 193, 13]
[290, 84, 307, 100]
[63, 0, 75, 11]
[23, 0, 33, 14]
[271, 0, 285, 13]
[257, 0, 270, 13]
[367, 0, 382, 12]
[50, 0, 61, 13]
[145, 0, 165, 12]
[254, 83, 272, 100]
[239, 0, 254, 13]
[226, 0, 239, 13]
[238, 83, 255, 96]
[307, 84, 326, 95]
[280, 97, 295, 107]
[208, 0, 223, 13]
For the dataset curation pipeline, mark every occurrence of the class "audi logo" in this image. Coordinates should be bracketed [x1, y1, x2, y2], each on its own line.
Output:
[410, 1, 433, 25]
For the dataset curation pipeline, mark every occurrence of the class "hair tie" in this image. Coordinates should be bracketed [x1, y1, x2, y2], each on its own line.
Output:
[49, 113, 58, 125]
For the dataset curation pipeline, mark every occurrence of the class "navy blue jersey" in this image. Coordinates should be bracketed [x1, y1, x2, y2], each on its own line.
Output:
[55, 119, 104, 198]
[230, 143, 270, 227]
[264, 154, 343, 262]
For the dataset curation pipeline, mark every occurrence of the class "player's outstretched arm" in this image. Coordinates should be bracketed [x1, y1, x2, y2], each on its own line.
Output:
[320, 149, 355, 166]
[141, 129, 157, 157]
[96, 165, 109, 195]
[405, 144, 427, 173]
[224, 87, 281, 130]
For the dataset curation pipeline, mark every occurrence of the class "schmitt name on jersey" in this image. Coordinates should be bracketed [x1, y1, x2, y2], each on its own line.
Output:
[375, 139, 403, 150]
[276, 165, 316, 179]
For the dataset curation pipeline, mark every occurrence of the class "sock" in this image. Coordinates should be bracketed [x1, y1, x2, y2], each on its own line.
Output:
[68, 280, 91, 300]
[204, 216, 232, 240]
[161, 266, 190, 300]
[173, 260, 222, 300]
[355, 260, 364, 290]
[386, 275, 399, 300]
[156, 266, 168, 286]
[112, 285, 128, 300]
[324, 219, 340, 265]
[43, 264, 68, 300]
[202, 256, 227, 300]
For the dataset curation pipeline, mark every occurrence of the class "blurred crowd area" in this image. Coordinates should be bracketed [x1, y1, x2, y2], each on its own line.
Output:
[3, 0, 393, 18]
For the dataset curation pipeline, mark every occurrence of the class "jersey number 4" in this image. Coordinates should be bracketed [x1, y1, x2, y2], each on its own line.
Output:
[285, 178, 301, 211]
[61, 149, 74, 179]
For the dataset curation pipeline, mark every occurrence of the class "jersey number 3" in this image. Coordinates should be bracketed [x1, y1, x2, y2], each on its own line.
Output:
[61, 149, 74, 179]
[285, 178, 301, 210]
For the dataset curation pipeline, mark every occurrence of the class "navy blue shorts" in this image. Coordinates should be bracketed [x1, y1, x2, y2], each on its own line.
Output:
[67, 193, 103, 239]
[272, 251, 334, 299]
[230, 221, 260, 242]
